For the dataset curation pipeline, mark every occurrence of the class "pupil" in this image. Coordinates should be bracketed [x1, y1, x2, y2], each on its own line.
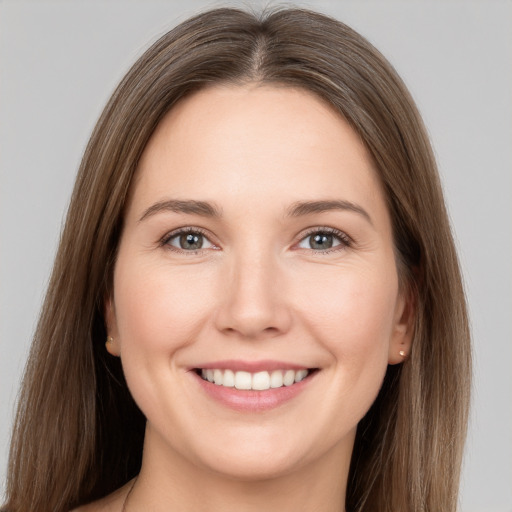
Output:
[180, 233, 203, 250]
[310, 233, 333, 250]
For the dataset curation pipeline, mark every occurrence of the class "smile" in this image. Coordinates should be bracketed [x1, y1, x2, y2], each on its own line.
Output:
[199, 368, 310, 391]
[192, 361, 318, 411]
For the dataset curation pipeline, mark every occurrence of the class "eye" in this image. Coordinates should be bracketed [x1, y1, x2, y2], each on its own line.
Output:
[162, 228, 216, 252]
[296, 228, 350, 252]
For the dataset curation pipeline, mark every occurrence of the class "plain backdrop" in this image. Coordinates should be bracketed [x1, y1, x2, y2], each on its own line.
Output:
[1, 1, 511, 510]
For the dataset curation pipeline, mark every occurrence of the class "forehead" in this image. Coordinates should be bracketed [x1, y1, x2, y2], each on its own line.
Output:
[130, 84, 388, 226]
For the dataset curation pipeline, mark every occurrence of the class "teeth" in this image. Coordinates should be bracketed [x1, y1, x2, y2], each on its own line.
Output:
[270, 370, 283, 388]
[223, 369, 235, 387]
[252, 371, 270, 391]
[200, 368, 310, 390]
[213, 369, 223, 385]
[295, 369, 308, 382]
[235, 371, 252, 390]
[283, 370, 295, 386]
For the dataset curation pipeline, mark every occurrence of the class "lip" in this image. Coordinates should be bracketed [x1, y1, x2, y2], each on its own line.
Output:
[190, 361, 318, 412]
[192, 359, 310, 372]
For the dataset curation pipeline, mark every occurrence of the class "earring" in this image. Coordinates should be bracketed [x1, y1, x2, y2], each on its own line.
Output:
[399, 350, 407, 357]
[106, 336, 114, 351]
[105, 336, 120, 356]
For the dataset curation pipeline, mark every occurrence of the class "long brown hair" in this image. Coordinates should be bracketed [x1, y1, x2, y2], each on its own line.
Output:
[3, 7, 471, 512]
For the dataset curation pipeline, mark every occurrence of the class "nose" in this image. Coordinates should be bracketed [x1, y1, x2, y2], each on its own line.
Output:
[214, 252, 292, 340]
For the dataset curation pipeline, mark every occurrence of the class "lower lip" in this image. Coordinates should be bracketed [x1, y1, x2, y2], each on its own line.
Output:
[192, 371, 316, 412]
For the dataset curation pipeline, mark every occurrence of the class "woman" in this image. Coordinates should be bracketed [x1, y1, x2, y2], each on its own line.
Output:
[2, 7, 471, 512]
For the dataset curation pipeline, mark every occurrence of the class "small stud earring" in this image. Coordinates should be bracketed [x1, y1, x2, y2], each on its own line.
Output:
[399, 350, 406, 357]
[105, 336, 120, 356]
[105, 336, 120, 357]
[106, 336, 114, 351]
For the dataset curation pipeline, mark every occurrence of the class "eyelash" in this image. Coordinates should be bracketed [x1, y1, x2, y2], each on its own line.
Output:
[296, 227, 352, 254]
[159, 226, 352, 255]
[159, 227, 216, 255]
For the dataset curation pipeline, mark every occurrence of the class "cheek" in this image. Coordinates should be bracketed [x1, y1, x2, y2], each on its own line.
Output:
[295, 263, 399, 381]
[300, 262, 398, 336]
[112, 256, 221, 420]
[113, 259, 216, 351]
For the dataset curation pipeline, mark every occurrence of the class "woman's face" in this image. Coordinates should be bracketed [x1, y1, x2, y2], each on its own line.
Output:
[107, 85, 413, 480]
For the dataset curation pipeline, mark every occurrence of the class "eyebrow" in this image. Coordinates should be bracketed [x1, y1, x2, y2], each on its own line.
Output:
[286, 200, 373, 225]
[138, 198, 372, 225]
[139, 199, 222, 222]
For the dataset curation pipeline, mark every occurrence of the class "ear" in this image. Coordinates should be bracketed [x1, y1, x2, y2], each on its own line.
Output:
[104, 294, 121, 357]
[388, 284, 415, 365]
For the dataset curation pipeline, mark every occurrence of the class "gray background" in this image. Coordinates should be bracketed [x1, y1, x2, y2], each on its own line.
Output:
[1, 1, 511, 510]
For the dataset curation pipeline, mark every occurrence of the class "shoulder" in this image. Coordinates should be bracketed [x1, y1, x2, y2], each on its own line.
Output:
[70, 479, 135, 512]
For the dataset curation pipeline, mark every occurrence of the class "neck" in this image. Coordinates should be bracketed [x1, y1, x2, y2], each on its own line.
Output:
[125, 425, 353, 512]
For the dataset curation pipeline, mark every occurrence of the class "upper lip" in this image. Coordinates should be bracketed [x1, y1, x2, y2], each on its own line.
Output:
[192, 360, 312, 372]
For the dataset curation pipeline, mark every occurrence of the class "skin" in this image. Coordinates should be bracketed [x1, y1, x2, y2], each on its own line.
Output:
[80, 84, 413, 512]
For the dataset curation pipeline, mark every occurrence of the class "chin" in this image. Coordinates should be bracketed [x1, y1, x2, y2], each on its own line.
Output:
[201, 450, 304, 482]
